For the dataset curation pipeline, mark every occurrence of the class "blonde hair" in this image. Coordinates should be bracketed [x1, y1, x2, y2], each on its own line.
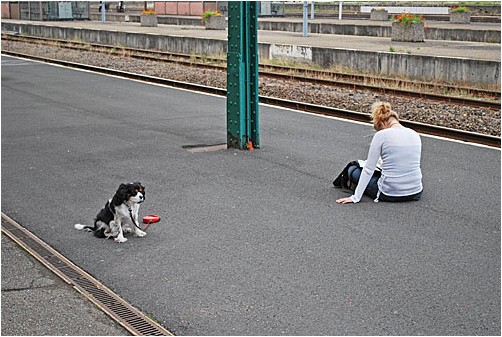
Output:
[371, 102, 399, 131]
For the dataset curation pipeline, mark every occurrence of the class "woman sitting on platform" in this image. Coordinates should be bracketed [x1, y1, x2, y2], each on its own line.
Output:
[336, 101, 423, 204]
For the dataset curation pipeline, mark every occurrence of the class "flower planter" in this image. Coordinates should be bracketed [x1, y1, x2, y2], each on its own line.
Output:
[391, 21, 425, 42]
[450, 12, 470, 24]
[204, 15, 226, 30]
[370, 9, 388, 21]
[140, 14, 158, 27]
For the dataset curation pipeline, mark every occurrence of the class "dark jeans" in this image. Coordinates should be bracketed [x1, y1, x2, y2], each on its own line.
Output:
[348, 165, 379, 199]
[348, 165, 422, 202]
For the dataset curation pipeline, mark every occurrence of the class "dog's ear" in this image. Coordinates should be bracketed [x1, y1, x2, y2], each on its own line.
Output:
[112, 183, 129, 205]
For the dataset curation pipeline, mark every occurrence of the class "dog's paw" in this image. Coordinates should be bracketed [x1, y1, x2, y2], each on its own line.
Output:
[135, 230, 147, 237]
[123, 227, 133, 234]
[114, 237, 128, 243]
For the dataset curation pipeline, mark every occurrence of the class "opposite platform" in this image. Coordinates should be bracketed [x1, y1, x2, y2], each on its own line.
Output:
[2, 18, 500, 85]
[3, 18, 500, 60]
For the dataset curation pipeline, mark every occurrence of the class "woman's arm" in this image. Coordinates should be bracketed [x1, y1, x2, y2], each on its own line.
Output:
[338, 132, 383, 204]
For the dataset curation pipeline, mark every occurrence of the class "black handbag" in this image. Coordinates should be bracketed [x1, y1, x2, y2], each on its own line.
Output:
[333, 161, 382, 190]
[333, 161, 359, 190]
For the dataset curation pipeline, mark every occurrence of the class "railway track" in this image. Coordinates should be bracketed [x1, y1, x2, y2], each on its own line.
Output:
[2, 49, 499, 148]
[2, 33, 501, 110]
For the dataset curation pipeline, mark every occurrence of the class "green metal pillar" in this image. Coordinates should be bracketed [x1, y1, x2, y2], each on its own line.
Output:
[226, 1, 260, 150]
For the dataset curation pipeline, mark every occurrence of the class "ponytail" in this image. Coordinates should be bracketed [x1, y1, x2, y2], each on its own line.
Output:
[371, 102, 399, 131]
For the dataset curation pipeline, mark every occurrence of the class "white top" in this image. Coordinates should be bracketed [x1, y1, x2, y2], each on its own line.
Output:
[350, 127, 423, 203]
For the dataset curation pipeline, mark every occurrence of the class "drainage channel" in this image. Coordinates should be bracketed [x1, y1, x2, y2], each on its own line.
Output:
[1, 212, 174, 336]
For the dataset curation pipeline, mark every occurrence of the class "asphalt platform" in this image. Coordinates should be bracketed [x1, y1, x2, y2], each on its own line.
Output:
[1, 17, 501, 336]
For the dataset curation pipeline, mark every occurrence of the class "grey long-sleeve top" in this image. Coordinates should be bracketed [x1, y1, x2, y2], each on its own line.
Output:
[350, 127, 423, 203]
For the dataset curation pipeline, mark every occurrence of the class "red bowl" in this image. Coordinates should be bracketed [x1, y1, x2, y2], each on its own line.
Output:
[142, 214, 161, 224]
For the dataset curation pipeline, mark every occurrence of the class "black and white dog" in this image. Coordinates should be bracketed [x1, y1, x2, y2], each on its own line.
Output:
[75, 182, 146, 243]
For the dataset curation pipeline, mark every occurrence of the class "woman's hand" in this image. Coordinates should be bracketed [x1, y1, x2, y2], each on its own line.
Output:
[336, 197, 354, 204]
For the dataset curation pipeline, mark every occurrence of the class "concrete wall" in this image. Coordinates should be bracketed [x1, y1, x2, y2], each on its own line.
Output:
[312, 48, 500, 86]
[2, 21, 499, 86]
[425, 27, 500, 43]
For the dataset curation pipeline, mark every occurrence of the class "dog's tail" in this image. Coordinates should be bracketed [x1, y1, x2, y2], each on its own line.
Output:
[74, 223, 95, 231]
[75, 222, 107, 238]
